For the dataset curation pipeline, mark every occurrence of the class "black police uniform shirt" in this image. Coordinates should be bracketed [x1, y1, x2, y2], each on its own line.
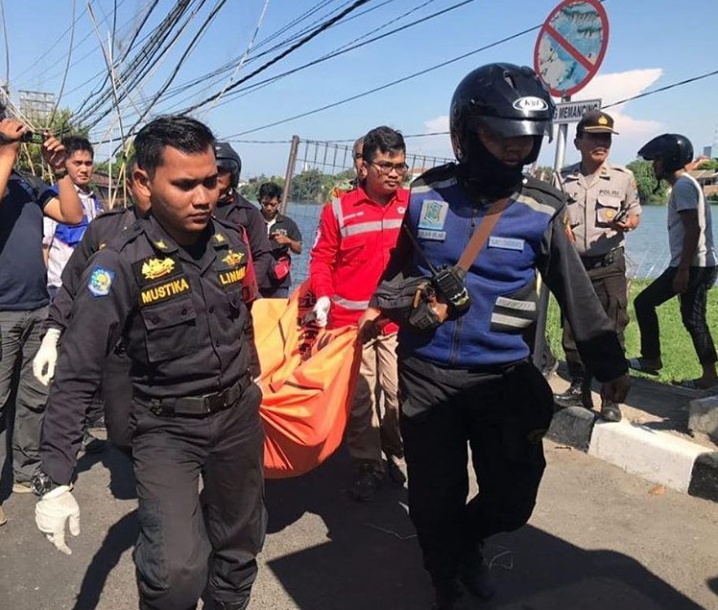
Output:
[262, 213, 303, 291]
[45, 206, 141, 334]
[215, 194, 273, 290]
[40, 214, 254, 485]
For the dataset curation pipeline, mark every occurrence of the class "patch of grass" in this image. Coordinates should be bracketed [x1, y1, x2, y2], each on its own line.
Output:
[545, 279, 718, 384]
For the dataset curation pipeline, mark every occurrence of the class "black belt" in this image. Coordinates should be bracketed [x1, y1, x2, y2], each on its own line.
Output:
[137, 376, 249, 417]
[581, 246, 624, 270]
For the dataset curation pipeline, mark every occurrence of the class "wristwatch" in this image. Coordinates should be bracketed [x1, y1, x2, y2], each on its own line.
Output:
[31, 472, 61, 497]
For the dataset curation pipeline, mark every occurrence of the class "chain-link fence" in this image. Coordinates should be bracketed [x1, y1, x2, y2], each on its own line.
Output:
[277, 136, 453, 285]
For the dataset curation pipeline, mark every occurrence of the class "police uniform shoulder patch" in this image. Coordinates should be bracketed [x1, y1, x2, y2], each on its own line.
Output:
[611, 164, 633, 177]
[88, 267, 115, 297]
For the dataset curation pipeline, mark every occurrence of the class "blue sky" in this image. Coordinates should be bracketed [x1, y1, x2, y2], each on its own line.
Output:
[2, 0, 717, 177]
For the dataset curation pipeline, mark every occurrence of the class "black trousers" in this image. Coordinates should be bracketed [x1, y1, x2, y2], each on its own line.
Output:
[634, 265, 718, 365]
[132, 382, 266, 610]
[399, 356, 552, 589]
[562, 251, 629, 380]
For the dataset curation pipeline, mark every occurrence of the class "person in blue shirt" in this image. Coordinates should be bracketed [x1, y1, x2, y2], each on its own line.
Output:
[0, 104, 82, 526]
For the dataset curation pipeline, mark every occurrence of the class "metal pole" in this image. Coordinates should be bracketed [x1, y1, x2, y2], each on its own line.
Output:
[532, 95, 570, 370]
[553, 95, 571, 174]
[281, 135, 300, 214]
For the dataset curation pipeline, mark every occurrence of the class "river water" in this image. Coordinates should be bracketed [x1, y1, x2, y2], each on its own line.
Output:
[283, 202, 718, 285]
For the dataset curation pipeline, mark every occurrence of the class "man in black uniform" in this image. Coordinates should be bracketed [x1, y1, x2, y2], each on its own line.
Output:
[33, 157, 152, 451]
[371, 64, 630, 610]
[32, 116, 265, 610]
[213, 141, 273, 297]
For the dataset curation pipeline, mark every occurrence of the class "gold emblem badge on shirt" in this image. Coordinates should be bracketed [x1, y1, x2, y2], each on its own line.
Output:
[222, 250, 244, 267]
[141, 257, 175, 280]
[217, 249, 247, 288]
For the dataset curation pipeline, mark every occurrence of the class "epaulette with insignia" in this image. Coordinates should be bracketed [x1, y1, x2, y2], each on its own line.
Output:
[111, 219, 145, 252]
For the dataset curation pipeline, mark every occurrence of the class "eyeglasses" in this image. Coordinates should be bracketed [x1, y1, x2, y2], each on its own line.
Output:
[370, 161, 409, 175]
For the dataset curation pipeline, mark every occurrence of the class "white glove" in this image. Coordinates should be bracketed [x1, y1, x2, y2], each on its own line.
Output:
[33, 328, 61, 386]
[35, 485, 81, 555]
[312, 296, 331, 328]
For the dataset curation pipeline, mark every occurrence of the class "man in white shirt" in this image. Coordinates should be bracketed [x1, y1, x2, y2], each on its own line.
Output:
[43, 136, 103, 300]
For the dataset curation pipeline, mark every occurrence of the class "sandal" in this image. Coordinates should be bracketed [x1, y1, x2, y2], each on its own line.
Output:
[627, 357, 661, 376]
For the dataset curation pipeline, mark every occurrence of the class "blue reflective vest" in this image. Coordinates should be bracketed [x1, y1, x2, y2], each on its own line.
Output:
[399, 164, 562, 369]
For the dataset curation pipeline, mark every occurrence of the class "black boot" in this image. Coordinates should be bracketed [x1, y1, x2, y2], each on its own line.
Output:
[458, 546, 496, 602]
[432, 580, 468, 610]
[600, 399, 622, 422]
[554, 378, 592, 410]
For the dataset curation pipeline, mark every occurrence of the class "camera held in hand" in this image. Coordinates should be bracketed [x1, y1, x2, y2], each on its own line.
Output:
[20, 131, 47, 145]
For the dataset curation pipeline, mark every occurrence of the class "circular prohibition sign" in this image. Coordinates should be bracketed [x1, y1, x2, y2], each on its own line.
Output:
[533, 0, 610, 98]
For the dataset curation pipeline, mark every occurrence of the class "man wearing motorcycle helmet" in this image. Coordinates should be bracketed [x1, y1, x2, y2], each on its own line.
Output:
[370, 63, 630, 609]
[628, 134, 717, 390]
[214, 141, 273, 298]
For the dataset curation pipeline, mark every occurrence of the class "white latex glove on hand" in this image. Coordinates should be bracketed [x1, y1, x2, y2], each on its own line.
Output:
[33, 328, 61, 386]
[35, 485, 80, 555]
[312, 296, 331, 328]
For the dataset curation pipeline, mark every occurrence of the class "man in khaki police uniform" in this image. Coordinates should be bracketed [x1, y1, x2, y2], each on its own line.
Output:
[553, 110, 641, 422]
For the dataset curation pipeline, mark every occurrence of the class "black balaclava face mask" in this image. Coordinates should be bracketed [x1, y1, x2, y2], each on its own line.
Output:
[458, 130, 540, 200]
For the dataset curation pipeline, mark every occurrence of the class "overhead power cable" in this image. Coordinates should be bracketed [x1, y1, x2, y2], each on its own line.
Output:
[114, 0, 229, 148]
[199, 0, 271, 119]
[74, 0, 198, 126]
[225, 21, 542, 137]
[304, 69, 718, 144]
[48, 0, 78, 126]
[179, 0, 372, 115]
[138, 0, 385, 113]
[80, 0, 162, 112]
[602, 68, 718, 110]
[180, 0, 475, 115]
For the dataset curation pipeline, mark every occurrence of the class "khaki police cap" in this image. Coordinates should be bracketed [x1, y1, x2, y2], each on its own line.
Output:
[577, 110, 619, 135]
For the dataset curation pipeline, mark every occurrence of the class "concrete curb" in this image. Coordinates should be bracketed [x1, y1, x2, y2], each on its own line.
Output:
[546, 407, 718, 503]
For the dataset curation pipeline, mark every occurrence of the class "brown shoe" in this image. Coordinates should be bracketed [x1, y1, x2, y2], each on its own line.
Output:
[0, 505, 7, 526]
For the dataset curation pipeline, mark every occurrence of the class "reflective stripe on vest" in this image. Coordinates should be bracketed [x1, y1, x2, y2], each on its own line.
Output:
[332, 196, 403, 239]
[332, 296, 370, 310]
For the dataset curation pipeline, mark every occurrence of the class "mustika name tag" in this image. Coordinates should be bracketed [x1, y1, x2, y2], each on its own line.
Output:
[140, 276, 191, 306]
[488, 236, 525, 251]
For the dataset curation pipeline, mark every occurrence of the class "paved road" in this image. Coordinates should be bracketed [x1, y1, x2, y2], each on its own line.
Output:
[1, 441, 717, 610]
